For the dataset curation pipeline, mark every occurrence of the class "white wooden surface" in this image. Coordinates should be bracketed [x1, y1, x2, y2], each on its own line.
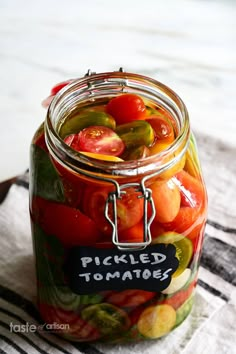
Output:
[0, 0, 235, 181]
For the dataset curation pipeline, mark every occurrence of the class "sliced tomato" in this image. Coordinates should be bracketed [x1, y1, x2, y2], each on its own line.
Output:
[39, 303, 100, 340]
[149, 141, 170, 156]
[32, 196, 101, 246]
[146, 115, 175, 143]
[64, 133, 79, 148]
[81, 303, 130, 337]
[79, 152, 124, 162]
[159, 278, 196, 310]
[153, 232, 193, 277]
[82, 186, 144, 237]
[64, 126, 125, 156]
[106, 94, 146, 125]
[105, 289, 156, 308]
[82, 187, 111, 236]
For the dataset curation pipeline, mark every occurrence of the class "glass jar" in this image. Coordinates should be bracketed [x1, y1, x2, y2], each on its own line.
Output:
[29, 70, 207, 343]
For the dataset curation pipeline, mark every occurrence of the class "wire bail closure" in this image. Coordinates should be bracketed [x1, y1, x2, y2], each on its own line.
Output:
[104, 182, 156, 251]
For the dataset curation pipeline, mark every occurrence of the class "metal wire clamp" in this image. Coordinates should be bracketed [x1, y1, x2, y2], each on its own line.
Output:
[104, 182, 156, 251]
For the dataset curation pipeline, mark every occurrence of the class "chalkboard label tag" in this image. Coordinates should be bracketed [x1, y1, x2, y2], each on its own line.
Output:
[64, 244, 179, 294]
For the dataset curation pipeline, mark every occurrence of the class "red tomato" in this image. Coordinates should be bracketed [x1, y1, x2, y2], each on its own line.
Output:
[39, 303, 100, 340]
[159, 278, 196, 310]
[60, 177, 86, 208]
[64, 126, 125, 156]
[64, 133, 79, 149]
[174, 170, 205, 208]
[31, 196, 101, 246]
[42, 80, 74, 108]
[83, 186, 144, 236]
[105, 289, 156, 308]
[129, 306, 145, 327]
[162, 206, 200, 236]
[51, 156, 85, 188]
[161, 171, 207, 239]
[146, 115, 175, 143]
[106, 94, 146, 125]
[119, 221, 144, 243]
[50, 80, 73, 96]
[192, 223, 205, 253]
[150, 221, 165, 240]
[151, 179, 181, 223]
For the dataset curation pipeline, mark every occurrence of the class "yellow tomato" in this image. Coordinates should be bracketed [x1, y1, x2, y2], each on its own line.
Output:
[137, 304, 176, 338]
[79, 152, 124, 162]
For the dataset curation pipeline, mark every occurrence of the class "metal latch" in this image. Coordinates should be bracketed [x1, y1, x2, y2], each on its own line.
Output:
[104, 183, 156, 251]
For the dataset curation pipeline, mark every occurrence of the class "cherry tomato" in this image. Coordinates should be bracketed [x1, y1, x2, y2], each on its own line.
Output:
[174, 170, 205, 208]
[50, 80, 73, 96]
[162, 206, 201, 237]
[42, 80, 73, 108]
[149, 219, 165, 240]
[82, 186, 144, 236]
[39, 303, 100, 340]
[161, 171, 206, 238]
[32, 196, 101, 246]
[146, 115, 175, 143]
[151, 179, 181, 223]
[64, 126, 125, 157]
[106, 94, 146, 125]
[159, 278, 196, 310]
[119, 221, 144, 243]
[123, 145, 150, 160]
[105, 289, 156, 308]
[137, 304, 176, 339]
[81, 303, 130, 337]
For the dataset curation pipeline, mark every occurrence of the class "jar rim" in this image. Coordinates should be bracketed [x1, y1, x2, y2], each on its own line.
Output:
[45, 70, 190, 179]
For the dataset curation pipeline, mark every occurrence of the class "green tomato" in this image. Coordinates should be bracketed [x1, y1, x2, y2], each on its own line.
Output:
[153, 232, 193, 277]
[59, 110, 116, 138]
[38, 285, 102, 312]
[116, 120, 155, 149]
[81, 303, 130, 337]
[175, 294, 194, 328]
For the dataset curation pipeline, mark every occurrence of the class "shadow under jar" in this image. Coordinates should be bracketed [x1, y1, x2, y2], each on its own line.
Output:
[29, 70, 207, 343]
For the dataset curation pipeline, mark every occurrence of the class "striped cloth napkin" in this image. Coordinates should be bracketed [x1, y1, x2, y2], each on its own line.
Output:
[0, 132, 235, 354]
